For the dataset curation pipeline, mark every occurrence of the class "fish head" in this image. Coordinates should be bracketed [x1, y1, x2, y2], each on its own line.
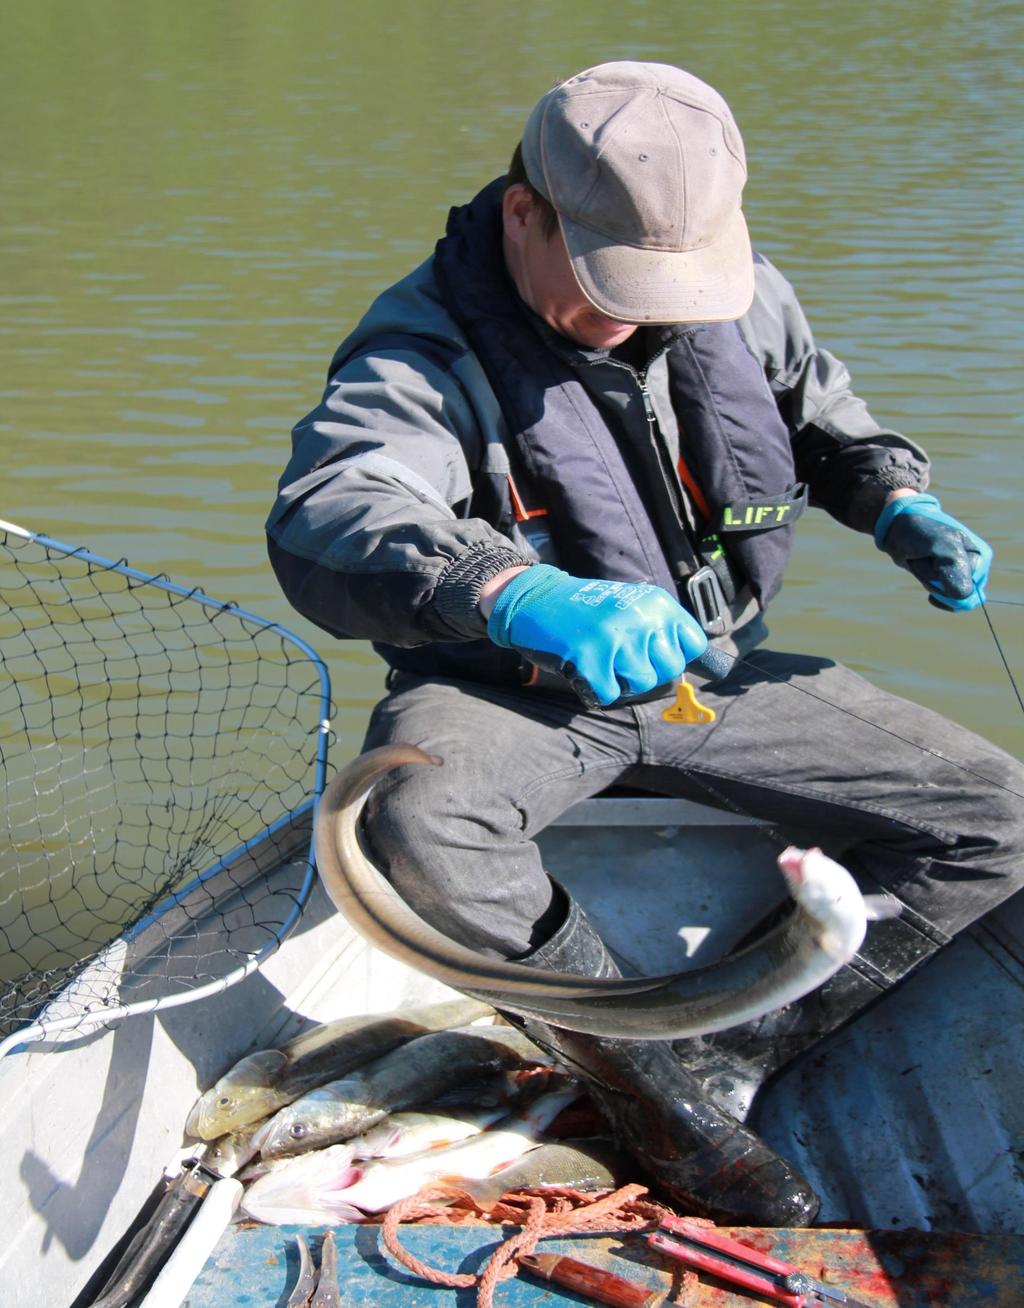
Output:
[776, 845, 867, 958]
[255, 1078, 377, 1160]
[185, 1050, 290, 1140]
[202, 1116, 272, 1178]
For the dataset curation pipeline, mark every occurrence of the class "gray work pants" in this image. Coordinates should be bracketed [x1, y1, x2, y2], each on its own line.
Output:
[361, 650, 1024, 964]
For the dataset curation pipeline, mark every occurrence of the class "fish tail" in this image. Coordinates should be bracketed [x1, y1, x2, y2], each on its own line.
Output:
[311, 1197, 367, 1224]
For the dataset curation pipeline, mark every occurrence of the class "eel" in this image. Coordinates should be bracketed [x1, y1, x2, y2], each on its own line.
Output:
[313, 744, 881, 1039]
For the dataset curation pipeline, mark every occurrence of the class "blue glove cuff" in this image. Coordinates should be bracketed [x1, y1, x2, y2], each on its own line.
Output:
[873, 493, 942, 548]
[486, 565, 568, 648]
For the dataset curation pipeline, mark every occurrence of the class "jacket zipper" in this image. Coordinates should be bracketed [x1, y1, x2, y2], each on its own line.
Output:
[635, 365, 699, 537]
[616, 355, 702, 575]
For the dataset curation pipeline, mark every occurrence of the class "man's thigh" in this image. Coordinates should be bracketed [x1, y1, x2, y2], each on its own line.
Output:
[359, 674, 639, 954]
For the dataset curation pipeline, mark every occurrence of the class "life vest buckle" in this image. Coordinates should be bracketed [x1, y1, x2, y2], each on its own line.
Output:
[687, 565, 728, 637]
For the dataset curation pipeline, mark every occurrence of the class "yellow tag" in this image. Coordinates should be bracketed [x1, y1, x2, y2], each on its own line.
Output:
[661, 680, 716, 725]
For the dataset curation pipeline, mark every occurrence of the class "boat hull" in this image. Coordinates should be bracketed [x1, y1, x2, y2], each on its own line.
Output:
[2, 797, 1022, 1307]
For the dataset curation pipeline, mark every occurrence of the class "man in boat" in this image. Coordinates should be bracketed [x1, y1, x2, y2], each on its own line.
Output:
[266, 61, 1024, 1224]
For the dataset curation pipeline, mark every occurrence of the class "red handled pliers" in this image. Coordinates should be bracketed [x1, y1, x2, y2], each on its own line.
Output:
[648, 1216, 874, 1308]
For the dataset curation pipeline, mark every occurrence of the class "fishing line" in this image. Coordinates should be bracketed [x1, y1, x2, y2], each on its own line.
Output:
[675, 640, 1024, 864]
[667, 577, 1024, 862]
[978, 596, 1024, 716]
[689, 640, 1024, 804]
[750, 662, 1021, 797]
[678, 767, 807, 864]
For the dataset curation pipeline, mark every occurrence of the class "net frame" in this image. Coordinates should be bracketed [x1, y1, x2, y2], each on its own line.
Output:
[0, 520, 331, 1057]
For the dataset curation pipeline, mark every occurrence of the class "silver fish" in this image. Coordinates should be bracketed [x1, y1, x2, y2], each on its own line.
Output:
[239, 1095, 522, 1184]
[448, 1137, 629, 1209]
[314, 746, 887, 1038]
[345, 1104, 511, 1159]
[202, 1117, 273, 1179]
[242, 1139, 359, 1193]
[240, 1103, 508, 1217]
[185, 996, 493, 1139]
[242, 1087, 578, 1224]
[256, 1024, 550, 1160]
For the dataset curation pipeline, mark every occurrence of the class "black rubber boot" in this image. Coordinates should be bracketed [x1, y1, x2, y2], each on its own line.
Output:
[673, 896, 946, 1121]
[493, 887, 822, 1226]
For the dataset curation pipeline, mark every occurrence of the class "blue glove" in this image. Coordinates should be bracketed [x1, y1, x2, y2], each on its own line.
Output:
[875, 493, 992, 612]
[486, 565, 708, 708]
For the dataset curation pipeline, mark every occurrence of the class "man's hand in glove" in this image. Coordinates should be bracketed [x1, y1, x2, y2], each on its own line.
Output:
[482, 564, 708, 708]
[875, 492, 993, 612]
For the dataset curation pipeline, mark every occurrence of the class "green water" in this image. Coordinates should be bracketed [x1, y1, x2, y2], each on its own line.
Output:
[2, 0, 1022, 761]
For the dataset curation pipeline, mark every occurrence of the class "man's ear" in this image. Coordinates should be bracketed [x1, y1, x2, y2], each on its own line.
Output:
[501, 183, 536, 244]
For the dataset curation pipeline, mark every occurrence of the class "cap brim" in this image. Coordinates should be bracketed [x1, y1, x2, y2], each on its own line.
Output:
[561, 206, 755, 325]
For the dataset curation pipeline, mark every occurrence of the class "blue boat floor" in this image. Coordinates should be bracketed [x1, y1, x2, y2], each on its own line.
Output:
[187, 1222, 1024, 1307]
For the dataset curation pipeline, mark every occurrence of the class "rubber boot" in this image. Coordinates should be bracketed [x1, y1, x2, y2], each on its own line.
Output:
[493, 886, 822, 1226]
[673, 896, 946, 1122]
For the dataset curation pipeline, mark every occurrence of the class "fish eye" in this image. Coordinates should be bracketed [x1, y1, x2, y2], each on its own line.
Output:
[290, 1123, 307, 1139]
[218, 1096, 232, 1107]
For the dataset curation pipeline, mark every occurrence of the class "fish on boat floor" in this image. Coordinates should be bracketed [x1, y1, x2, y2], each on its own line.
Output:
[186, 1224, 1024, 1307]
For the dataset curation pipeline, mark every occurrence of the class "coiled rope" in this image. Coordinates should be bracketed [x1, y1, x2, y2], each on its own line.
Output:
[379, 1183, 697, 1308]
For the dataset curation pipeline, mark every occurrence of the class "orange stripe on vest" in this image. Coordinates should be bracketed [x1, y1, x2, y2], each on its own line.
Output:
[507, 471, 549, 523]
[676, 455, 710, 523]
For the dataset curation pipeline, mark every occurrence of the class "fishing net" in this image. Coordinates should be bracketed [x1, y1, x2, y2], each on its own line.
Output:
[0, 522, 330, 1049]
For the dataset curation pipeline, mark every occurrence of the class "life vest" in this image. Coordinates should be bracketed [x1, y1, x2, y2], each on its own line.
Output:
[433, 179, 805, 617]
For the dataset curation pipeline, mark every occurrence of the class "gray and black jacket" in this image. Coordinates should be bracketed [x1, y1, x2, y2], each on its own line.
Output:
[267, 180, 928, 687]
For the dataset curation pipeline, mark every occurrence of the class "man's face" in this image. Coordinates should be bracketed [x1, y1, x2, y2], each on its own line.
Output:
[502, 184, 640, 350]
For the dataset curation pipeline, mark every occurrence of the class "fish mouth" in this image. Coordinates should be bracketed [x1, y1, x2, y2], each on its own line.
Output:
[184, 1104, 210, 1139]
[249, 1116, 279, 1155]
[259, 1126, 310, 1160]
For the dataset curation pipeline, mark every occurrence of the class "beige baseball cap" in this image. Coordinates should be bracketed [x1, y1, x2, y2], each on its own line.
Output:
[521, 61, 754, 324]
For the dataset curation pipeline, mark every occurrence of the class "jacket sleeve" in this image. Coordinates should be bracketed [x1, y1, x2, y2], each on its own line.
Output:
[265, 344, 529, 646]
[739, 254, 930, 532]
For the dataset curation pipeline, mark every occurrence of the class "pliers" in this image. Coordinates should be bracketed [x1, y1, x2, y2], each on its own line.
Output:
[648, 1216, 874, 1308]
[287, 1231, 341, 1308]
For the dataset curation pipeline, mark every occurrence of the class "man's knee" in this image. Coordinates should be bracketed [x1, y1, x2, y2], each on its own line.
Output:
[953, 750, 1024, 892]
[360, 758, 550, 956]
[362, 760, 465, 900]
[986, 758, 1024, 859]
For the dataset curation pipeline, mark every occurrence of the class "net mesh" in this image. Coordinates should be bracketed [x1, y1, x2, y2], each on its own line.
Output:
[0, 525, 330, 1043]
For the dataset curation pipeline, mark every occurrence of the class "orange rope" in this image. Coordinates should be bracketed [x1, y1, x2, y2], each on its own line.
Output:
[379, 1183, 686, 1308]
